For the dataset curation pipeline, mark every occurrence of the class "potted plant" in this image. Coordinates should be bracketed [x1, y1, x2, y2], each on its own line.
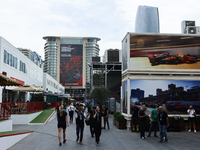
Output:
[172, 116, 185, 131]
[115, 114, 126, 129]
[113, 112, 120, 126]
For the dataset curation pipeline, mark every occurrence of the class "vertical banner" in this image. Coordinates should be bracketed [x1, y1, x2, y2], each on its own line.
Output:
[60, 44, 83, 86]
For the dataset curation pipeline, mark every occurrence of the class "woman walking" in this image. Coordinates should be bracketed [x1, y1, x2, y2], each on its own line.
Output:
[93, 106, 104, 144]
[57, 105, 69, 146]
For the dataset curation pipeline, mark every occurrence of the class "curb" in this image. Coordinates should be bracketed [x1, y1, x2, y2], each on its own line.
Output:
[0, 131, 33, 138]
[44, 110, 56, 124]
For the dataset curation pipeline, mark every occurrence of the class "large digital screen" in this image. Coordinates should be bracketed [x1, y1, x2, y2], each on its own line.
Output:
[129, 34, 200, 70]
[130, 80, 200, 114]
[60, 44, 83, 86]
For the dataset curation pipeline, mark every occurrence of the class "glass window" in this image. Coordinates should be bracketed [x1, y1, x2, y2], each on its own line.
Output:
[4, 50, 7, 64]
[6, 52, 9, 64]
[15, 57, 17, 69]
[10, 54, 13, 67]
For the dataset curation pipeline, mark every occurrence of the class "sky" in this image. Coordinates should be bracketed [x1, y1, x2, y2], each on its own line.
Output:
[1, 0, 200, 59]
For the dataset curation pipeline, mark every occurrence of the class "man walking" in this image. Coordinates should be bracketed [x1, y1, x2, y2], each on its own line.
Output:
[157, 106, 169, 142]
[138, 106, 148, 140]
[131, 103, 140, 132]
[75, 103, 86, 144]
[102, 104, 110, 129]
[68, 103, 75, 123]
[147, 107, 159, 137]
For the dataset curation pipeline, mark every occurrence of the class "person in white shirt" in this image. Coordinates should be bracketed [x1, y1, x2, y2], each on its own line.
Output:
[68, 103, 75, 123]
[187, 105, 196, 132]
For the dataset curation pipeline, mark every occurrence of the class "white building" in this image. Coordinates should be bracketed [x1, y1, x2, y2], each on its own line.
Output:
[0, 37, 64, 103]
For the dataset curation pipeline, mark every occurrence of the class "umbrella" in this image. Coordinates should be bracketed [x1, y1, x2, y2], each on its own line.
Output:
[0, 73, 23, 86]
[12, 85, 44, 92]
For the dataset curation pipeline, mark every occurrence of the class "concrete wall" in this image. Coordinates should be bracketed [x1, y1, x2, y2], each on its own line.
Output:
[0, 119, 12, 132]
[11, 111, 42, 124]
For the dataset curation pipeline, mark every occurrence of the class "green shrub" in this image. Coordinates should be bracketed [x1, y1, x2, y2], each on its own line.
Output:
[114, 112, 120, 120]
[115, 114, 125, 122]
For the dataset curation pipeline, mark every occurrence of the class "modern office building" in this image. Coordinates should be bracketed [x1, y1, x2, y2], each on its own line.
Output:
[43, 36, 100, 97]
[135, 5, 160, 33]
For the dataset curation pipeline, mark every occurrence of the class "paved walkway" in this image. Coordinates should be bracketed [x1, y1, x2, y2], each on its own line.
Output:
[8, 112, 200, 150]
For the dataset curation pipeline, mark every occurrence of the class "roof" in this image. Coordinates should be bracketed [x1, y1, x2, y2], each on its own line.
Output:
[0, 74, 24, 86]
[43, 36, 101, 41]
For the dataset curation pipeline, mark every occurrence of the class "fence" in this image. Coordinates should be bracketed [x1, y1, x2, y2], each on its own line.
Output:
[0, 102, 11, 120]
[48, 102, 62, 110]
[11, 102, 44, 114]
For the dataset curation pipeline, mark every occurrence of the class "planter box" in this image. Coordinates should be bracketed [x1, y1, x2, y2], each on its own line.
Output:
[179, 124, 186, 131]
[113, 119, 116, 126]
[115, 121, 126, 129]
[196, 124, 200, 131]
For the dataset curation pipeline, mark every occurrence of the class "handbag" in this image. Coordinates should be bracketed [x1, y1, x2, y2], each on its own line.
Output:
[85, 119, 90, 126]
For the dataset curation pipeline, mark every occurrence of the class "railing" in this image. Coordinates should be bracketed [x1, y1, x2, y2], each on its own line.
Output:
[48, 102, 62, 110]
[0, 102, 11, 120]
[11, 102, 44, 114]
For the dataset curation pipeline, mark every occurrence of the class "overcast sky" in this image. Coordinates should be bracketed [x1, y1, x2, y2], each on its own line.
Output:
[1, 0, 200, 59]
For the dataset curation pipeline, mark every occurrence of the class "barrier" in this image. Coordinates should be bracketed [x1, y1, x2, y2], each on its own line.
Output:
[0, 102, 11, 120]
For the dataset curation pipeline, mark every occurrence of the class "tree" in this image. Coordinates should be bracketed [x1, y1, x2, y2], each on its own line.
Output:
[90, 87, 109, 105]
[93, 73, 101, 87]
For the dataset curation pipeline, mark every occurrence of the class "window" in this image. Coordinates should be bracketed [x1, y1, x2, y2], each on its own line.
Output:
[20, 60, 26, 73]
[4, 50, 7, 63]
[10, 54, 12, 66]
[6, 52, 9, 64]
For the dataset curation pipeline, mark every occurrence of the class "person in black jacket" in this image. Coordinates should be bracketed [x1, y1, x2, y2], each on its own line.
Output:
[57, 105, 69, 146]
[86, 106, 96, 137]
[93, 106, 104, 144]
[138, 106, 148, 140]
[75, 103, 86, 144]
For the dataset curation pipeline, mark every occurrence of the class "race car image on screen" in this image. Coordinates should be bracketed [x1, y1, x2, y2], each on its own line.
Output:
[148, 52, 199, 66]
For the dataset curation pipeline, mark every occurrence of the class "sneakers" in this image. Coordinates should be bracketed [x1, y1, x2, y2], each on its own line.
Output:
[79, 142, 83, 145]
[141, 137, 146, 140]
[59, 143, 62, 146]
[158, 140, 163, 142]
[63, 139, 66, 144]
[188, 129, 191, 132]
[76, 137, 79, 142]
[194, 130, 197, 132]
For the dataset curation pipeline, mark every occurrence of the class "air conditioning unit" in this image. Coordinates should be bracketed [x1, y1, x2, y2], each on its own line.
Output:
[181, 20, 195, 34]
[186, 26, 200, 34]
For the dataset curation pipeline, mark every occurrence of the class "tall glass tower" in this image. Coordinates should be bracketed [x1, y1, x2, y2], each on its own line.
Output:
[135, 5, 160, 33]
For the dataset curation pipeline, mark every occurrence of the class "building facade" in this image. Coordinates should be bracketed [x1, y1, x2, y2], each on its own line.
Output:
[43, 36, 100, 97]
[135, 5, 160, 33]
[0, 37, 64, 103]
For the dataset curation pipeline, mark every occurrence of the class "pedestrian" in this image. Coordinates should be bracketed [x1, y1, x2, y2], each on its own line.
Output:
[86, 106, 96, 137]
[156, 106, 169, 142]
[75, 103, 86, 144]
[68, 103, 75, 123]
[131, 103, 140, 132]
[187, 105, 196, 132]
[63, 101, 67, 111]
[138, 106, 148, 140]
[147, 107, 159, 137]
[93, 106, 104, 144]
[57, 105, 69, 146]
[102, 104, 110, 129]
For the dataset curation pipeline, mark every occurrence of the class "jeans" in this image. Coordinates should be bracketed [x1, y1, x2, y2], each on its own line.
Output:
[139, 122, 145, 138]
[104, 116, 110, 129]
[159, 125, 168, 141]
[76, 121, 84, 142]
[148, 122, 158, 136]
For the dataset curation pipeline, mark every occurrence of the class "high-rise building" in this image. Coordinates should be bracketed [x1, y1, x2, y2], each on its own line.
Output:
[135, 5, 160, 33]
[43, 36, 100, 94]
[18, 48, 43, 68]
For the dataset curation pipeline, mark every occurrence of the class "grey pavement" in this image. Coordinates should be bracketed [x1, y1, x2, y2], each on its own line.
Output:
[8, 112, 200, 150]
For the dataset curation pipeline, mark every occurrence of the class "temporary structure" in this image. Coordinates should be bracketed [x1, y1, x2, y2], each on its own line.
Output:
[12, 85, 44, 92]
[0, 73, 23, 86]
